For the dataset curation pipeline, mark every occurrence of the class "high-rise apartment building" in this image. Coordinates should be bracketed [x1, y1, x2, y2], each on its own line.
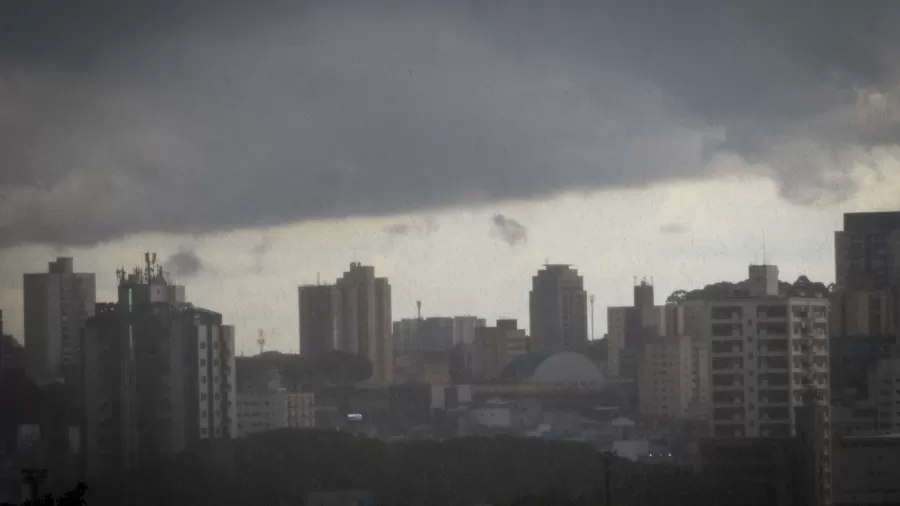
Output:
[708, 266, 830, 438]
[335, 263, 392, 384]
[299, 263, 393, 383]
[298, 284, 338, 357]
[471, 319, 530, 381]
[638, 335, 694, 418]
[23, 257, 95, 381]
[607, 280, 682, 379]
[705, 265, 832, 504]
[529, 264, 588, 353]
[833, 212, 900, 337]
[82, 257, 236, 478]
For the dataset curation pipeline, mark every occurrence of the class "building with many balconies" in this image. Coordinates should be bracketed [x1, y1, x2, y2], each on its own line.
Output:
[707, 264, 832, 505]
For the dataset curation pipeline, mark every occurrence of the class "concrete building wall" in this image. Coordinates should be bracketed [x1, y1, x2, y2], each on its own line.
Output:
[529, 265, 588, 353]
[23, 258, 95, 380]
[298, 284, 338, 357]
[638, 335, 693, 418]
[833, 434, 900, 505]
[237, 392, 315, 436]
[870, 357, 900, 431]
[708, 297, 830, 439]
[471, 321, 529, 381]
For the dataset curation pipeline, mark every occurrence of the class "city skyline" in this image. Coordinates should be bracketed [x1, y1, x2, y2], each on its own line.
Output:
[0, 188, 881, 353]
[3, 1, 900, 356]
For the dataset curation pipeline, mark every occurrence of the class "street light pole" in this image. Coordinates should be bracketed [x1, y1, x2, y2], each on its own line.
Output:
[600, 450, 617, 505]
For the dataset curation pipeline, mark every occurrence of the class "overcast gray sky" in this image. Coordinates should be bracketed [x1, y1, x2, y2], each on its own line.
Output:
[2, 0, 900, 350]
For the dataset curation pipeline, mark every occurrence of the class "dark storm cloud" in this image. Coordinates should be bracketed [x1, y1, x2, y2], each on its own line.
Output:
[384, 219, 439, 237]
[2, 0, 900, 247]
[490, 214, 528, 246]
[164, 248, 204, 278]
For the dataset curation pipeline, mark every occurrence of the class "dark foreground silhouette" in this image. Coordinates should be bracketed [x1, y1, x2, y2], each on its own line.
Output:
[1, 482, 86, 506]
[79, 429, 707, 506]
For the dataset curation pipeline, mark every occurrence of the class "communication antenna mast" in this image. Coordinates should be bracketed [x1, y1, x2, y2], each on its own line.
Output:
[257, 329, 266, 355]
[416, 300, 422, 320]
[590, 294, 596, 340]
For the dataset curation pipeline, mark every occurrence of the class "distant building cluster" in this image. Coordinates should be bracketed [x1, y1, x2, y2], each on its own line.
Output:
[8, 211, 900, 505]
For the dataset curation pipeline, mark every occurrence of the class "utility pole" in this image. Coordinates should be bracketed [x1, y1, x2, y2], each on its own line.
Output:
[590, 294, 596, 340]
[600, 450, 616, 505]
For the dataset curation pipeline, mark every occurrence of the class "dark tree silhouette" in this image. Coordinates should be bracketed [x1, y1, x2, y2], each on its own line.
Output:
[668, 275, 832, 303]
[1, 482, 86, 506]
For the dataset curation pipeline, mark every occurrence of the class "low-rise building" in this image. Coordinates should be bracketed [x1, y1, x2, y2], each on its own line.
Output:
[237, 391, 315, 437]
[471, 319, 530, 381]
[833, 433, 900, 505]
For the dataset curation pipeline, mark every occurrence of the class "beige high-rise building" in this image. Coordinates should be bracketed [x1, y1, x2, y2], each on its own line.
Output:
[23, 257, 95, 381]
[638, 335, 693, 418]
[529, 264, 588, 353]
[335, 263, 393, 384]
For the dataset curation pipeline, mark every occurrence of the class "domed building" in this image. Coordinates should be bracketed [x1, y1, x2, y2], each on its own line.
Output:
[499, 351, 606, 389]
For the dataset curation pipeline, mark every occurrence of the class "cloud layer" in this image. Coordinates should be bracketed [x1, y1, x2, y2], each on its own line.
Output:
[2, 0, 900, 248]
[164, 249, 204, 278]
[490, 214, 528, 246]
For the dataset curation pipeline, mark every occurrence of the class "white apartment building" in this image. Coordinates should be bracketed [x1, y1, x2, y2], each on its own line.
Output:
[237, 391, 315, 437]
[709, 293, 830, 439]
[638, 335, 693, 418]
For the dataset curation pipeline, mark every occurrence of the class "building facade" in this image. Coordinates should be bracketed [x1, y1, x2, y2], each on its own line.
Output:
[606, 280, 678, 379]
[298, 284, 338, 357]
[82, 258, 236, 478]
[335, 263, 393, 384]
[237, 392, 315, 437]
[471, 319, 530, 381]
[833, 433, 900, 505]
[529, 264, 588, 353]
[23, 257, 95, 382]
[833, 212, 900, 337]
[869, 357, 900, 431]
[298, 263, 393, 383]
[638, 335, 693, 418]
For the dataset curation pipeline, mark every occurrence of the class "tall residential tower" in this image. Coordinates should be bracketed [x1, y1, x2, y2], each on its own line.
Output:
[23, 257, 95, 382]
[529, 264, 588, 353]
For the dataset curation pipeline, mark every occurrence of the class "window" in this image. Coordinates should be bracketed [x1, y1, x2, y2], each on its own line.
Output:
[200, 341, 206, 349]
[201, 393, 207, 400]
[201, 376, 207, 384]
[200, 359, 206, 366]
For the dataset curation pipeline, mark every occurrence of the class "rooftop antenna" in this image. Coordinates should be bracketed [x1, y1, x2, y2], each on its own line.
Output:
[762, 229, 768, 265]
[257, 329, 266, 355]
[416, 300, 422, 321]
